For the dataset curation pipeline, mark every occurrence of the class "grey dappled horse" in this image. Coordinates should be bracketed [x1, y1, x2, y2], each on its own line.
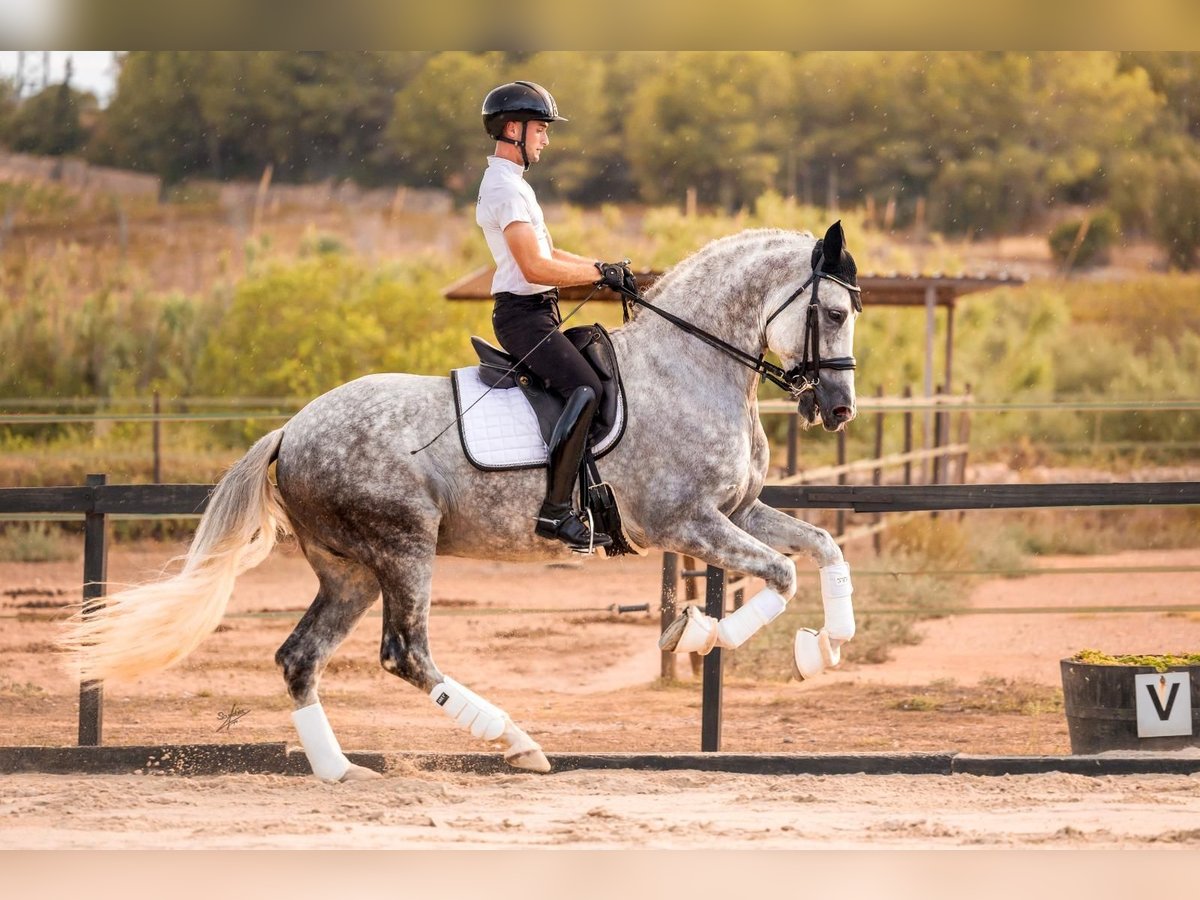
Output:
[65, 225, 861, 781]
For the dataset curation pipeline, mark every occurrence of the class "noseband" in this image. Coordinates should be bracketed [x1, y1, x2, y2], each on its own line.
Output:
[762, 265, 862, 395]
[613, 260, 860, 399]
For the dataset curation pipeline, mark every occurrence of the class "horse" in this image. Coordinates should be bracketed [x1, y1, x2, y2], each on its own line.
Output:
[64, 222, 862, 781]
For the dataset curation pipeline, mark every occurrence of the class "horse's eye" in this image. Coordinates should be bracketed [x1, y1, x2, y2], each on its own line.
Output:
[827, 309, 846, 326]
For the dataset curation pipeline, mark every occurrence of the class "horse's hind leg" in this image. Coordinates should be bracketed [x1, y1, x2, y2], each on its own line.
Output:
[375, 545, 551, 774]
[275, 540, 382, 782]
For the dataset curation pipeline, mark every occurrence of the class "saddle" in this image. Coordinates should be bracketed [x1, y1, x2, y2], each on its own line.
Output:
[450, 323, 634, 558]
[469, 324, 624, 449]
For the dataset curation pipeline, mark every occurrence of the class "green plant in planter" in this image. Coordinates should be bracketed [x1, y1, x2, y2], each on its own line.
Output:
[1072, 648, 1200, 672]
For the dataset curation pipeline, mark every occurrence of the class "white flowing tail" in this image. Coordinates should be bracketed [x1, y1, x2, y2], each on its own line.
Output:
[61, 428, 291, 682]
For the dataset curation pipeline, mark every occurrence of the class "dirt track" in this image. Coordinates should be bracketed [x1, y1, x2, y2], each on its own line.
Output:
[4, 544, 1200, 848]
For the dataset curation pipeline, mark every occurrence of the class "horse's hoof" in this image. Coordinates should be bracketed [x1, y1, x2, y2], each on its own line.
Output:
[338, 762, 384, 782]
[793, 628, 839, 680]
[657, 610, 690, 651]
[505, 747, 551, 773]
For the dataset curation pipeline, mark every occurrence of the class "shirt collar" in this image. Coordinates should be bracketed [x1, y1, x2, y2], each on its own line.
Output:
[487, 155, 526, 178]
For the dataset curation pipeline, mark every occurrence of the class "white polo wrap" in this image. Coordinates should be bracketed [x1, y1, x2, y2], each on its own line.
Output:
[819, 561, 855, 642]
[716, 587, 788, 649]
[430, 677, 507, 742]
[292, 702, 352, 782]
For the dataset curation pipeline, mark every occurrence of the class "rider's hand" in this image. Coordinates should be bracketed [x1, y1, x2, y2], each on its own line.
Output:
[595, 260, 639, 297]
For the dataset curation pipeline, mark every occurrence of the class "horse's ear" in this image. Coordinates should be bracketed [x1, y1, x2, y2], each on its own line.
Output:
[821, 220, 845, 267]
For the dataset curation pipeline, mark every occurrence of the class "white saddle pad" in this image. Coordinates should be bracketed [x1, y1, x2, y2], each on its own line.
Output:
[451, 367, 625, 471]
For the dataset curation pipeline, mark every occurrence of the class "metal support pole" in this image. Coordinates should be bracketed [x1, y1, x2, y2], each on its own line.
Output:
[79, 473, 108, 746]
[923, 284, 936, 483]
[700, 565, 725, 752]
[659, 552, 679, 680]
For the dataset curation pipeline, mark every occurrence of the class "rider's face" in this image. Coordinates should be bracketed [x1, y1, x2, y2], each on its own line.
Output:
[507, 120, 551, 163]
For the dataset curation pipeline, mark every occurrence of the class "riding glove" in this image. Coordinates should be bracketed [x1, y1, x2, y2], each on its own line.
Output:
[595, 260, 639, 297]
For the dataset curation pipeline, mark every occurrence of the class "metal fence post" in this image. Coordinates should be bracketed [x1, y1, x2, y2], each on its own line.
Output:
[79, 473, 108, 746]
[700, 565, 726, 752]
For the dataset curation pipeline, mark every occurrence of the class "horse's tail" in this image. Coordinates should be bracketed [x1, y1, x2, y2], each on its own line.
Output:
[62, 428, 292, 683]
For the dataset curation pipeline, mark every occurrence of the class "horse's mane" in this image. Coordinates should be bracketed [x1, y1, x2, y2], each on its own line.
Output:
[638, 228, 814, 317]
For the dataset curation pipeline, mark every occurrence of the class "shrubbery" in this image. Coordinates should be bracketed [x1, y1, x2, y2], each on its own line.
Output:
[1047, 210, 1119, 270]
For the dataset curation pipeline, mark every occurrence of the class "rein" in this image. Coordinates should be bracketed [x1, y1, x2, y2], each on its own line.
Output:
[615, 264, 861, 397]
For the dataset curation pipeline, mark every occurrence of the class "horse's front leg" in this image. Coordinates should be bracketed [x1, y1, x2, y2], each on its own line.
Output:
[657, 510, 799, 658]
[729, 500, 856, 678]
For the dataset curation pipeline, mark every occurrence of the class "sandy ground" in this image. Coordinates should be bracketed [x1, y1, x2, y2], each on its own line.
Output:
[4, 542, 1200, 848]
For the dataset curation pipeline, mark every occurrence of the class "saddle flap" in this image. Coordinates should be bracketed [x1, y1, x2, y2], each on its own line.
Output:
[564, 325, 613, 379]
[563, 324, 621, 439]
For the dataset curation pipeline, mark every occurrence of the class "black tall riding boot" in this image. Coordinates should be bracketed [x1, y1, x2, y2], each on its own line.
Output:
[535, 386, 613, 551]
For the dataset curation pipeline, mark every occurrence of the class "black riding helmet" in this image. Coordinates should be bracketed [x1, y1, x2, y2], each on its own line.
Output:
[482, 81, 567, 169]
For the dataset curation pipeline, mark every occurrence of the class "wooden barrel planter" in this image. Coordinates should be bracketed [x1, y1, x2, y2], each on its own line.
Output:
[1061, 655, 1200, 755]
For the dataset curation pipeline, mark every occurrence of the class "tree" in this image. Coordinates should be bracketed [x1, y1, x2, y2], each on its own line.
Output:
[1152, 143, 1200, 270]
[383, 51, 506, 196]
[624, 52, 791, 209]
[8, 78, 94, 156]
[92, 52, 421, 187]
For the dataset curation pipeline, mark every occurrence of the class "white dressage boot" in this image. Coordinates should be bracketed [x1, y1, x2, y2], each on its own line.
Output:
[430, 676, 551, 773]
[292, 702, 382, 782]
[793, 561, 855, 679]
[658, 586, 788, 655]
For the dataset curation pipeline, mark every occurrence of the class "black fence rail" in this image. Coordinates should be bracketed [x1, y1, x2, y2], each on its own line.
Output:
[3, 478, 1199, 752]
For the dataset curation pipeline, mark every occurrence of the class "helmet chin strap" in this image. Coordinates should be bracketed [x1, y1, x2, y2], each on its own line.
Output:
[498, 120, 532, 169]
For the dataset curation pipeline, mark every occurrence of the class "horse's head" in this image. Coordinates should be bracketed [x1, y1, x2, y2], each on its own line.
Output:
[765, 221, 861, 432]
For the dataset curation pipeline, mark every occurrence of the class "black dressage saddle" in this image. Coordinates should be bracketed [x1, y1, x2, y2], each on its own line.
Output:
[469, 323, 625, 450]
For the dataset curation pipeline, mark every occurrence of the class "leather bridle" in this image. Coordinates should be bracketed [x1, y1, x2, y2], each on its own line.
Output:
[614, 258, 861, 398]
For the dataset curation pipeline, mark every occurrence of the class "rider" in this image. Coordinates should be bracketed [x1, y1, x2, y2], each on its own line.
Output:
[477, 80, 636, 552]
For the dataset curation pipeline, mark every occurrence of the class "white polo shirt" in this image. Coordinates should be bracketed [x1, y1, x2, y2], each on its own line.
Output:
[476, 155, 554, 295]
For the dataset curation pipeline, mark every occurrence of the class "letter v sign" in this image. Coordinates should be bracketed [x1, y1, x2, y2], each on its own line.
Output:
[1135, 672, 1193, 738]
[1145, 679, 1180, 720]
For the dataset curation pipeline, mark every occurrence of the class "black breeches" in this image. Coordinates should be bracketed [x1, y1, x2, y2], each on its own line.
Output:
[491, 292, 602, 401]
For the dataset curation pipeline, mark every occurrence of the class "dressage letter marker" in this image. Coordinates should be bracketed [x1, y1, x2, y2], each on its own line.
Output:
[1135, 672, 1192, 738]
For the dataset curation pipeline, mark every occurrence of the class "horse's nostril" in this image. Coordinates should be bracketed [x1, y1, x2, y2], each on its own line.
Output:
[833, 406, 854, 421]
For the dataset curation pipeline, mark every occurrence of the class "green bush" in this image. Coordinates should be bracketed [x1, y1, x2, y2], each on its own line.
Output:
[1153, 154, 1200, 270]
[1047, 210, 1119, 270]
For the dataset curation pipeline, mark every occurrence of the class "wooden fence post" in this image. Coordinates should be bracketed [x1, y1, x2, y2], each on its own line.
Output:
[660, 552, 679, 681]
[152, 391, 162, 484]
[835, 429, 847, 537]
[931, 386, 940, 487]
[957, 383, 972, 485]
[872, 385, 885, 555]
[683, 555, 702, 677]
[78, 473, 108, 746]
[903, 385, 914, 486]
[786, 413, 799, 477]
